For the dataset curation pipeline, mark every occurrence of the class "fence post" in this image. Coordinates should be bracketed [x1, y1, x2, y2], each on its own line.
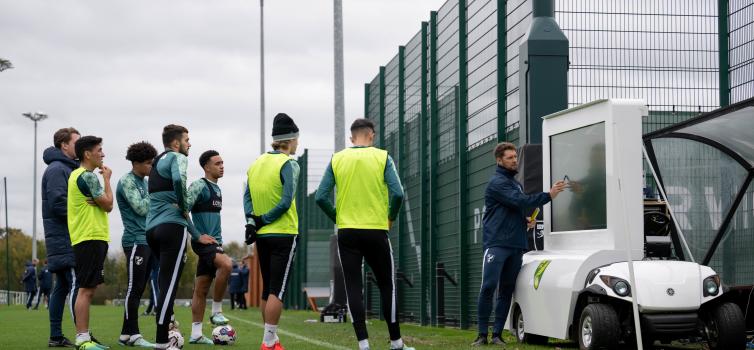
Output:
[518, 0, 568, 144]
[428, 10, 439, 327]
[298, 149, 308, 309]
[379, 66, 386, 149]
[397, 45, 406, 320]
[419, 20, 431, 326]
[364, 83, 370, 118]
[718, 0, 730, 107]
[457, 0, 470, 330]
[497, 0, 508, 142]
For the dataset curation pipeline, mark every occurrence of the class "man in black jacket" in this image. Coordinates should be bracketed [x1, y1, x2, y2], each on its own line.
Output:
[471, 142, 565, 346]
[34, 260, 53, 310]
[22, 260, 38, 309]
[41, 127, 80, 347]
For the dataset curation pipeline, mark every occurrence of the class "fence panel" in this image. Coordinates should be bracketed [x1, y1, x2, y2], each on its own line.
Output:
[729, 0, 754, 103]
[399, 30, 425, 322]
[357, 0, 754, 328]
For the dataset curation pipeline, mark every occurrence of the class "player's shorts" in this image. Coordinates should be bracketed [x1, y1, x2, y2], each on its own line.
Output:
[73, 240, 108, 288]
[192, 242, 224, 278]
[256, 235, 297, 301]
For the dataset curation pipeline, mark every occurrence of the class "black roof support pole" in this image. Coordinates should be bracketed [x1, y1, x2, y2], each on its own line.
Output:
[702, 172, 754, 265]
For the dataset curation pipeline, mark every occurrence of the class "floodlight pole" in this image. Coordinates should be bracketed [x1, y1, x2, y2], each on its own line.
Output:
[334, 0, 345, 151]
[260, 0, 266, 155]
[4, 177, 10, 305]
[23, 112, 48, 262]
[329, 0, 348, 309]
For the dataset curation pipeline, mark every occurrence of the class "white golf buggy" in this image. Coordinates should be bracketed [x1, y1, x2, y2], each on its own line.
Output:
[508, 99, 747, 350]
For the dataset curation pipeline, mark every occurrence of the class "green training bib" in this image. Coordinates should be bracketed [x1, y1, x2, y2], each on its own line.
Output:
[331, 147, 389, 230]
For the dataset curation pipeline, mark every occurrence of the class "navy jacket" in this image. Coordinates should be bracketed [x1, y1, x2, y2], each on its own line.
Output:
[239, 265, 249, 293]
[482, 166, 551, 250]
[38, 265, 53, 290]
[41, 147, 79, 272]
[22, 263, 37, 292]
[228, 265, 242, 294]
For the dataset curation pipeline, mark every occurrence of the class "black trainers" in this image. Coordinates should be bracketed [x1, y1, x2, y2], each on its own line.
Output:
[490, 334, 506, 345]
[471, 335, 488, 346]
[48, 337, 75, 347]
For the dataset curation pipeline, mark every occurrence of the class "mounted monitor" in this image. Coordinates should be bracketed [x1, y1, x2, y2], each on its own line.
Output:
[550, 122, 607, 232]
[542, 99, 646, 256]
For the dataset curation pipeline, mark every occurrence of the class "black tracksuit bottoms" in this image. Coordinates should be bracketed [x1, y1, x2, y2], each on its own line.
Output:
[146, 223, 188, 345]
[337, 228, 401, 341]
[121, 244, 154, 336]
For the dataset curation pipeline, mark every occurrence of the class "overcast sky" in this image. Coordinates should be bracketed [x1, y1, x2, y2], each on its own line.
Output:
[0, 0, 445, 255]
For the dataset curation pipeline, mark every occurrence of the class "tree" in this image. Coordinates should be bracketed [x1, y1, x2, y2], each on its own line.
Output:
[0, 58, 12, 72]
[223, 241, 248, 262]
[0, 228, 46, 292]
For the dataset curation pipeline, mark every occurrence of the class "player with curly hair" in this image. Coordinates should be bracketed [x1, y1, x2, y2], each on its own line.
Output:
[117, 141, 159, 347]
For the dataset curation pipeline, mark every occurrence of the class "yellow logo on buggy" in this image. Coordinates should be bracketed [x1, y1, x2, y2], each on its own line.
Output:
[533, 260, 551, 290]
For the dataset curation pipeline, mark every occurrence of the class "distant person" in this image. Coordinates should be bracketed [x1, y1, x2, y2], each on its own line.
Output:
[68, 135, 113, 350]
[315, 118, 413, 350]
[239, 261, 249, 310]
[22, 260, 37, 309]
[145, 124, 216, 349]
[228, 263, 241, 310]
[187, 150, 233, 344]
[471, 142, 565, 346]
[34, 260, 53, 310]
[117, 141, 158, 347]
[41, 127, 80, 347]
[245, 113, 301, 350]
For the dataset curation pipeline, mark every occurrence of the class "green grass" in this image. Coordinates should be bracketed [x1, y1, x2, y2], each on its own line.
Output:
[0, 305, 705, 349]
[0, 304, 559, 349]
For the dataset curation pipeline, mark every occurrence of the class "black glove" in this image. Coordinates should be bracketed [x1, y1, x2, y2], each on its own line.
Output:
[251, 215, 266, 229]
[245, 224, 257, 245]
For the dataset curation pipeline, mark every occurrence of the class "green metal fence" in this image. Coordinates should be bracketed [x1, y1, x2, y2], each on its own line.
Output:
[285, 0, 754, 328]
[282, 149, 334, 310]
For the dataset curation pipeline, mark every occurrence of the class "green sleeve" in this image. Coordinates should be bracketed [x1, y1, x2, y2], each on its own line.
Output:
[78, 171, 104, 199]
[243, 184, 254, 225]
[172, 154, 190, 212]
[315, 161, 337, 223]
[122, 175, 149, 216]
[186, 180, 207, 210]
[172, 153, 200, 240]
[384, 155, 404, 221]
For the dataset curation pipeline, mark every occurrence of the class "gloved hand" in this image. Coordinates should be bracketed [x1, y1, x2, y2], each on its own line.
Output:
[245, 224, 257, 245]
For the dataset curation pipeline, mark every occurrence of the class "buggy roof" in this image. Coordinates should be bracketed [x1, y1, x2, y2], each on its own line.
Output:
[644, 97, 754, 171]
[643, 97, 754, 267]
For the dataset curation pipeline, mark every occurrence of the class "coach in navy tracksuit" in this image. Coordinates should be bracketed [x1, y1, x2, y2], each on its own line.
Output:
[239, 262, 249, 309]
[22, 261, 38, 309]
[41, 127, 81, 347]
[35, 261, 53, 309]
[228, 263, 242, 310]
[471, 142, 565, 346]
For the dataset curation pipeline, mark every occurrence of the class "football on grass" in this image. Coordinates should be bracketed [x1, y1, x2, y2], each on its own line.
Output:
[212, 325, 237, 345]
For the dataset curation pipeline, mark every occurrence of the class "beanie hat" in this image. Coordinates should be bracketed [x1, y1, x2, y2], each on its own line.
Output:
[272, 113, 299, 141]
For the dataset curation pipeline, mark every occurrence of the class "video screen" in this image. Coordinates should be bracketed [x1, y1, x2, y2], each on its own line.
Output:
[550, 122, 607, 232]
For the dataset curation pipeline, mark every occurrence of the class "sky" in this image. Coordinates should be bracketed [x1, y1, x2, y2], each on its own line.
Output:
[0, 0, 446, 256]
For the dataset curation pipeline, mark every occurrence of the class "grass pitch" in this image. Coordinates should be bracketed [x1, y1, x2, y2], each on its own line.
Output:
[0, 304, 706, 349]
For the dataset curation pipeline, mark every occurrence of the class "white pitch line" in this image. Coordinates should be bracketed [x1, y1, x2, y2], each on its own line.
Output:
[225, 314, 352, 350]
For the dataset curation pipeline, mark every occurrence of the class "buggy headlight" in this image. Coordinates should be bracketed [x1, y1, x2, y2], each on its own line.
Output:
[613, 280, 630, 297]
[600, 275, 631, 297]
[703, 275, 720, 297]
